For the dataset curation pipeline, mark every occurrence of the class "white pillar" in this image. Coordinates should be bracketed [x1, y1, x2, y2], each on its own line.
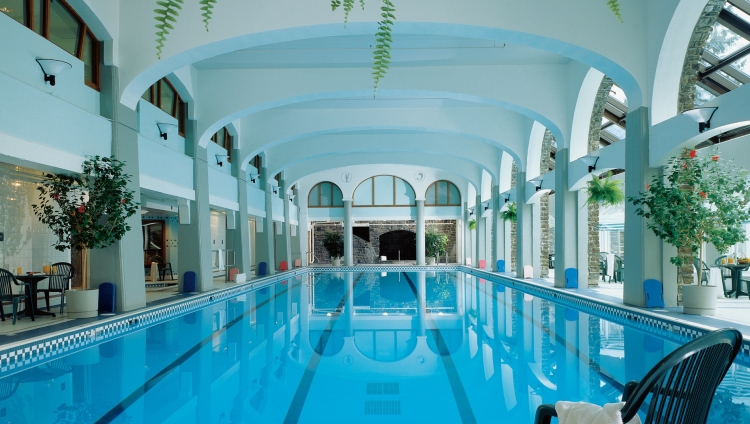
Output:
[554, 148, 579, 288]
[532, 201, 542, 275]
[492, 185, 503, 271]
[416, 200, 426, 265]
[464, 202, 472, 265]
[624, 107, 662, 307]
[298, 210, 309, 266]
[516, 171, 533, 277]
[475, 195, 486, 268]
[344, 200, 353, 266]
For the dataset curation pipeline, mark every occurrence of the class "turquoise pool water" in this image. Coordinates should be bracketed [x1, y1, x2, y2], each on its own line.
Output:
[0, 271, 747, 423]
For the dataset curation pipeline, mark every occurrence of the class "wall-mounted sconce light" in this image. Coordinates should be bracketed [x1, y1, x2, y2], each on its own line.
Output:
[580, 155, 600, 173]
[467, 207, 475, 216]
[288, 194, 296, 202]
[215, 155, 229, 167]
[36, 59, 71, 86]
[249, 173, 260, 183]
[271, 183, 279, 195]
[156, 123, 177, 140]
[501, 193, 511, 203]
[682, 107, 718, 133]
[530, 176, 544, 192]
[481, 201, 490, 212]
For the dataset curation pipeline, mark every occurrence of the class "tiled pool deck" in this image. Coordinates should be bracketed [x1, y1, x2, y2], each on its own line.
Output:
[1, 265, 748, 353]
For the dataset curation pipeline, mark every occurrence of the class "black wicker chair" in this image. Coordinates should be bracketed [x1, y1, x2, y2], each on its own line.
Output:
[37, 262, 73, 314]
[534, 328, 743, 424]
[0, 268, 33, 324]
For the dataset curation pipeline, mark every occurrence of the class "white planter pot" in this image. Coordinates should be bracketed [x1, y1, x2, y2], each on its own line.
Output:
[332, 258, 341, 267]
[66, 289, 100, 319]
[682, 285, 717, 316]
[426, 257, 436, 265]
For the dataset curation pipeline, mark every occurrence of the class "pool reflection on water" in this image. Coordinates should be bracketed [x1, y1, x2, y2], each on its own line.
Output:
[0, 271, 747, 423]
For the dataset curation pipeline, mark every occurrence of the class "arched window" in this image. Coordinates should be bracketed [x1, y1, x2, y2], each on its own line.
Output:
[425, 181, 461, 206]
[210, 126, 233, 163]
[309, 182, 344, 208]
[5, 0, 100, 88]
[142, 78, 188, 136]
[353, 176, 416, 206]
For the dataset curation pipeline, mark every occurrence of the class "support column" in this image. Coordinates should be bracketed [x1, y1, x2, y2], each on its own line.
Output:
[299, 210, 309, 266]
[416, 200, 426, 265]
[554, 148, 579, 288]
[515, 171, 533, 278]
[89, 64, 147, 310]
[464, 202, 472, 265]
[290, 187, 302, 266]
[624, 107, 662, 307]
[475, 195, 486, 268]
[231, 160, 251, 277]
[176, 124, 213, 292]
[276, 178, 292, 268]
[491, 185, 503, 271]
[344, 200, 353, 266]
[532, 201, 542, 274]
[255, 165, 276, 275]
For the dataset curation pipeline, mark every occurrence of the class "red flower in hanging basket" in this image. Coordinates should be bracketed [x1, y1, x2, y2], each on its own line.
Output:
[712, 155, 720, 162]
[683, 163, 687, 169]
[53, 193, 59, 200]
[77, 204, 85, 213]
[689, 150, 697, 158]
[700, 191, 707, 199]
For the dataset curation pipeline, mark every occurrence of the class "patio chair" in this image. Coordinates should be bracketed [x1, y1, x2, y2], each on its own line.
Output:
[38, 262, 73, 314]
[159, 262, 175, 281]
[611, 255, 624, 283]
[534, 328, 742, 424]
[0, 268, 33, 324]
[714, 255, 731, 286]
[258, 262, 268, 276]
[599, 252, 608, 281]
[565, 268, 578, 288]
[497, 260, 505, 272]
[693, 258, 710, 285]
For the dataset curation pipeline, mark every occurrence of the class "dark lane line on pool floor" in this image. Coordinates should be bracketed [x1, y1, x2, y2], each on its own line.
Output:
[283, 272, 364, 424]
[402, 272, 478, 424]
[95, 279, 303, 424]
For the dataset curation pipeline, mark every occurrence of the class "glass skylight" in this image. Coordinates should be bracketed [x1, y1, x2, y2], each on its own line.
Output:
[705, 23, 749, 59]
[603, 125, 626, 140]
[608, 85, 628, 107]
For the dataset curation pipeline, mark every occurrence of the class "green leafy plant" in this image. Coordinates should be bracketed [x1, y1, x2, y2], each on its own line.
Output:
[154, 0, 184, 59]
[584, 172, 624, 207]
[607, 0, 622, 23]
[425, 229, 448, 259]
[468, 218, 476, 230]
[32, 156, 139, 289]
[500, 202, 517, 222]
[629, 149, 750, 285]
[199, 0, 218, 31]
[321, 231, 345, 260]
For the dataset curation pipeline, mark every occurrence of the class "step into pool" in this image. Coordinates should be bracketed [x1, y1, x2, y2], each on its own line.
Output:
[0, 271, 747, 423]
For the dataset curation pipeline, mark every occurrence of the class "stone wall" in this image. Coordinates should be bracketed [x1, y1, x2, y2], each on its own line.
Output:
[539, 130, 555, 278]
[587, 76, 614, 287]
[312, 220, 458, 264]
[677, 0, 725, 113]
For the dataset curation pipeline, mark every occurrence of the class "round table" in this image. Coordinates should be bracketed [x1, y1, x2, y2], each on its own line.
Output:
[14, 274, 56, 318]
[716, 264, 750, 298]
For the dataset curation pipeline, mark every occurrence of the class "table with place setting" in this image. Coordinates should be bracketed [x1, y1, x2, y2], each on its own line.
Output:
[714, 259, 750, 299]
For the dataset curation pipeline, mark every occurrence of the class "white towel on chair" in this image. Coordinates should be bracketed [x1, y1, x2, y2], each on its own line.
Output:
[555, 401, 641, 424]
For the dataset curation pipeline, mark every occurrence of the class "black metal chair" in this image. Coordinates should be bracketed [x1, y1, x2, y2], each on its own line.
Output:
[160, 262, 175, 281]
[37, 262, 73, 314]
[599, 252, 609, 281]
[0, 268, 33, 324]
[610, 255, 624, 283]
[534, 328, 743, 424]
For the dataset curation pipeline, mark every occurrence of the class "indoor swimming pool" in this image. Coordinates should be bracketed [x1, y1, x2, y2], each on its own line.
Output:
[0, 270, 747, 423]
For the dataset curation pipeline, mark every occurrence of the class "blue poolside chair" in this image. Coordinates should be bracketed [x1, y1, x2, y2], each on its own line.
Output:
[644, 279, 665, 308]
[564, 268, 578, 288]
[258, 262, 268, 276]
[497, 260, 505, 272]
[98, 282, 116, 313]
[183, 271, 197, 292]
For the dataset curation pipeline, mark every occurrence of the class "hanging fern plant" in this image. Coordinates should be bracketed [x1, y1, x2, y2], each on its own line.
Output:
[607, 0, 623, 23]
[468, 219, 476, 231]
[199, 0, 218, 31]
[154, 0, 184, 59]
[500, 202, 517, 223]
[584, 172, 624, 207]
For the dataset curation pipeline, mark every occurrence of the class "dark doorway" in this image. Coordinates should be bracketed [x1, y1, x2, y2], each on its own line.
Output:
[379, 230, 416, 260]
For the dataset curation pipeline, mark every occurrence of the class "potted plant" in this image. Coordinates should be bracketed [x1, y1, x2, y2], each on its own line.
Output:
[32, 156, 139, 318]
[583, 171, 624, 207]
[630, 149, 750, 315]
[322, 231, 345, 266]
[500, 202, 517, 222]
[425, 229, 448, 265]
